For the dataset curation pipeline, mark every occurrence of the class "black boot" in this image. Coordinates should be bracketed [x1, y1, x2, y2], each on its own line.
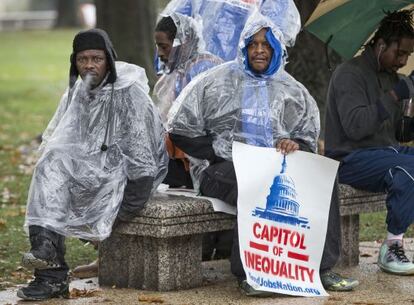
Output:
[22, 226, 61, 270]
[16, 277, 69, 301]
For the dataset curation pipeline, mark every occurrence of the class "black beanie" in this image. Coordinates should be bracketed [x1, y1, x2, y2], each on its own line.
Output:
[69, 28, 118, 88]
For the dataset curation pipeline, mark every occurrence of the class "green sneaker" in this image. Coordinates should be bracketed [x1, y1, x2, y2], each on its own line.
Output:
[377, 240, 414, 275]
[320, 270, 359, 291]
[238, 280, 274, 297]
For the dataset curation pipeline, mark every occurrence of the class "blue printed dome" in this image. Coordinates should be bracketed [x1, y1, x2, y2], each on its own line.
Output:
[266, 172, 299, 217]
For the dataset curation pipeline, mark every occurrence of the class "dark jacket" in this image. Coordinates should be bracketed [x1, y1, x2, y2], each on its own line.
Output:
[324, 46, 403, 160]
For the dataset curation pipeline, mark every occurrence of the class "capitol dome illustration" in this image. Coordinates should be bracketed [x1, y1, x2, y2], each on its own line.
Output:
[252, 155, 309, 228]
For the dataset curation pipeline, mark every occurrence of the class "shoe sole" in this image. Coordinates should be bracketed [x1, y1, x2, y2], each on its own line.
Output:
[244, 291, 275, 297]
[378, 262, 414, 275]
[241, 288, 275, 298]
[16, 288, 69, 301]
[325, 280, 359, 292]
[21, 252, 60, 270]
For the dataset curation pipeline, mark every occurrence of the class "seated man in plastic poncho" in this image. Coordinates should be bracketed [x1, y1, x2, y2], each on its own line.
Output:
[17, 29, 168, 301]
[168, 12, 359, 295]
[153, 13, 223, 189]
[161, 0, 301, 62]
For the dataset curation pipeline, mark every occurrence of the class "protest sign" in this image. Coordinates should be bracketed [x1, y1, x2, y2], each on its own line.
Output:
[233, 141, 339, 297]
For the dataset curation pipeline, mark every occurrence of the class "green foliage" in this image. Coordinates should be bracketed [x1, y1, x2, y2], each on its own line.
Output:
[0, 29, 96, 288]
[360, 211, 414, 241]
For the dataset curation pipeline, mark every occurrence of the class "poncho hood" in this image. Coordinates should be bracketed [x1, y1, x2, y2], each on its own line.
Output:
[153, 13, 222, 122]
[71, 61, 150, 94]
[238, 11, 286, 79]
[162, 12, 206, 73]
[27, 61, 167, 240]
[161, 0, 300, 61]
[168, 13, 319, 188]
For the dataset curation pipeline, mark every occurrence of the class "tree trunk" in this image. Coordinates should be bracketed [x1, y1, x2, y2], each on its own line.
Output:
[55, 0, 80, 28]
[287, 0, 343, 138]
[286, 31, 343, 138]
[95, 0, 157, 87]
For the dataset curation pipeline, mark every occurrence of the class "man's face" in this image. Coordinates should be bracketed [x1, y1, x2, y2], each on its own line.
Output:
[380, 37, 414, 73]
[247, 28, 273, 74]
[75, 49, 108, 89]
[155, 31, 173, 64]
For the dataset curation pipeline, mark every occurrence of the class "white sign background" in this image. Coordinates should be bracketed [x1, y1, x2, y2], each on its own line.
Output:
[232, 141, 339, 297]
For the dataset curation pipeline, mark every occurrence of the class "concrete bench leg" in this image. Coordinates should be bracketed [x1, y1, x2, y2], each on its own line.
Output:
[338, 214, 360, 267]
[99, 232, 203, 291]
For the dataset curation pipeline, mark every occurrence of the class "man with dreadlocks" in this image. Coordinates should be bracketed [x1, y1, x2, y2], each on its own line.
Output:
[325, 9, 414, 275]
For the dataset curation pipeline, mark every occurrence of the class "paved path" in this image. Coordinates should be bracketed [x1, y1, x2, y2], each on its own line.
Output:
[2, 239, 414, 305]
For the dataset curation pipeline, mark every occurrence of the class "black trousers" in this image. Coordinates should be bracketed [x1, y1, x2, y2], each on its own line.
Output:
[199, 160, 341, 280]
[163, 159, 193, 188]
[164, 158, 231, 259]
[29, 225, 69, 282]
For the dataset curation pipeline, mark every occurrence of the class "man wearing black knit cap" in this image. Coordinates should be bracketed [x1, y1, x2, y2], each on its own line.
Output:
[69, 28, 117, 89]
[17, 29, 168, 301]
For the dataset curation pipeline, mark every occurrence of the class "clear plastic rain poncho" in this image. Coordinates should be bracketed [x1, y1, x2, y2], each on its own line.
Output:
[153, 12, 223, 122]
[168, 12, 320, 188]
[161, 0, 301, 61]
[25, 61, 168, 241]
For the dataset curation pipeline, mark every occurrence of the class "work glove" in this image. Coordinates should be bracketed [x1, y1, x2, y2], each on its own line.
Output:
[392, 71, 414, 101]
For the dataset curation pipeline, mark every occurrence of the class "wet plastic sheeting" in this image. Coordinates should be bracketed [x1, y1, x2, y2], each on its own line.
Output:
[25, 62, 168, 240]
[168, 13, 319, 188]
[161, 0, 301, 61]
[153, 13, 222, 122]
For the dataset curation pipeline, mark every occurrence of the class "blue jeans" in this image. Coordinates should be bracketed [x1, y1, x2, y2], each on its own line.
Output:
[339, 146, 414, 234]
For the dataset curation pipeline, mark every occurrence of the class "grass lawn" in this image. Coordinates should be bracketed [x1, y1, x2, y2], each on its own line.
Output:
[0, 29, 412, 290]
[0, 29, 96, 289]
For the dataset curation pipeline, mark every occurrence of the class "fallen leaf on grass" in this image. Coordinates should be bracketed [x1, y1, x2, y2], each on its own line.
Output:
[3, 210, 20, 217]
[70, 287, 101, 299]
[18, 132, 30, 141]
[138, 294, 165, 303]
[0, 281, 13, 289]
[1, 176, 15, 183]
[0, 188, 11, 203]
[0, 145, 14, 151]
[10, 149, 22, 165]
[0, 219, 6, 230]
[10, 271, 32, 281]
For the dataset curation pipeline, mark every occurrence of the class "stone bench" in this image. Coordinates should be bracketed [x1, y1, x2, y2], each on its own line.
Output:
[99, 185, 386, 291]
[338, 184, 386, 266]
[99, 193, 236, 291]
